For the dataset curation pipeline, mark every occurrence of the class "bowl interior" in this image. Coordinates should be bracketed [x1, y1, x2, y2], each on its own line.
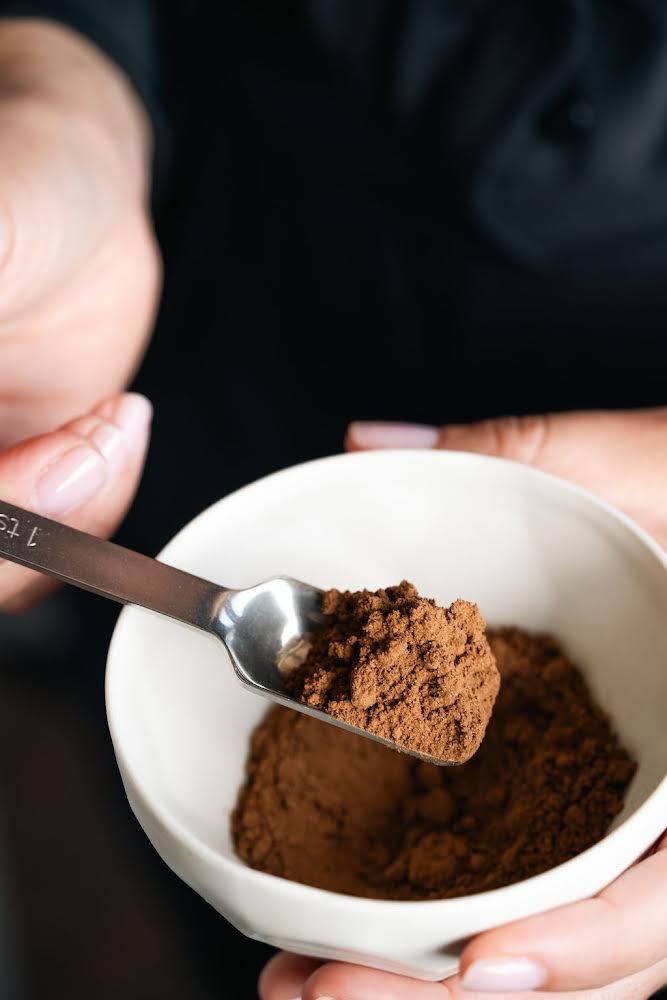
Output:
[107, 451, 667, 875]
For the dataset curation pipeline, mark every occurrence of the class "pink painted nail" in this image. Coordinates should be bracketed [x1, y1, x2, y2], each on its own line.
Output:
[110, 393, 153, 436]
[347, 421, 439, 450]
[88, 394, 153, 476]
[462, 958, 547, 993]
[35, 394, 153, 515]
[36, 445, 107, 516]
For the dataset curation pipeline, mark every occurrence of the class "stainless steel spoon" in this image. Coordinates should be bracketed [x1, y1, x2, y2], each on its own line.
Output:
[0, 499, 450, 765]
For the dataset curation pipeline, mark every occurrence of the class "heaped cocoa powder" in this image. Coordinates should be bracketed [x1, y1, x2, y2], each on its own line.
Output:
[286, 582, 500, 763]
[232, 627, 636, 900]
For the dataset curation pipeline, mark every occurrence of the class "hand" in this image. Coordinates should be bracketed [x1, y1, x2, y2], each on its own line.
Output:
[0, 20, 160, 608]
[260, 408, 667, 1000]
[346, 409, 667, 550]
[261, 833, 667, 999]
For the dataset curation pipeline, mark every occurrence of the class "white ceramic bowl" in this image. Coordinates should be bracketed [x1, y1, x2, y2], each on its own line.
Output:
[106, 451, 667, 981]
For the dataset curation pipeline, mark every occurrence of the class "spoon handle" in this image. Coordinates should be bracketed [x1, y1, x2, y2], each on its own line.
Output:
[0, 499, 228, 631]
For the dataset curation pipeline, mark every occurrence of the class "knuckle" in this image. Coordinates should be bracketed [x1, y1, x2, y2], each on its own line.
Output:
[487, 416, 521, 457]
[489, 414, 549, 464]
[63, 414, 108, 438]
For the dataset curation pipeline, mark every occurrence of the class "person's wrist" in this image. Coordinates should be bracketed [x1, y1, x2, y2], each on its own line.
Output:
[0, 18, 151, 202]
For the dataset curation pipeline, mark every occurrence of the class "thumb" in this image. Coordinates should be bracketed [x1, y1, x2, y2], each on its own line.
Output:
[0, 391, 151, 611]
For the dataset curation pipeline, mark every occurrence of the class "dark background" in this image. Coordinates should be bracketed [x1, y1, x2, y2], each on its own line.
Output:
[2, 2, 667, 997]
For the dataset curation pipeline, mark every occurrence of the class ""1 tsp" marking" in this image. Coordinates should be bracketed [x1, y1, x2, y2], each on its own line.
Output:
[0, 514, 39, 546]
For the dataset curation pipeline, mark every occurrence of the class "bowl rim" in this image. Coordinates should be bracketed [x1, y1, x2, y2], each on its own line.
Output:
[106, 448, 667, 912]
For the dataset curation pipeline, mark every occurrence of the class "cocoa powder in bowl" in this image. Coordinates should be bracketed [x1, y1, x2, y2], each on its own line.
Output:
[232, 626, 636, 900]
[286, 582, 500, 763]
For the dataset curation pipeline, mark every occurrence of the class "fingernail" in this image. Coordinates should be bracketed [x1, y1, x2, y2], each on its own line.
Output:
[110, 393, 153, 436]
[36, 445, 107, 516]
[462, 958, 547, 993]
[89, 394, 153, 475]
[348, 421, 439, 450]
[97, 392, 153, 439]
[33, 394, 152, 517]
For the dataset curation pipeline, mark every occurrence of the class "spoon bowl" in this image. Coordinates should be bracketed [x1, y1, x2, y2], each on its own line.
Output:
[0, 500, 454, 764]
[220, 578, 460, 765]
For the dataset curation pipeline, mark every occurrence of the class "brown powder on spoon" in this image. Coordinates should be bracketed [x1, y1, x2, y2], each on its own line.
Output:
[285, 581, 500, 763]
[232, 626, 636, 900]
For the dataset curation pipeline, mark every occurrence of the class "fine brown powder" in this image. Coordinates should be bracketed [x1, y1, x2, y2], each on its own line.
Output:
[286, 582, 500, 763]
[232, 627, 636, 900]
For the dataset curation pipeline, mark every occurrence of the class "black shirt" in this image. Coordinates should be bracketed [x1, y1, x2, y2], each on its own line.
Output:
[2, 1, 666, 547]
[1, 5, 667, 998]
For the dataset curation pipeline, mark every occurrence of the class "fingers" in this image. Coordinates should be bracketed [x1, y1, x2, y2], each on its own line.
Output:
[0, 97, 109, 317]
[345, 416, 549, 462]
[0, 391, 151, 610]
[345, 416, 550, 462]
[343, 418, 667, 995]
[458, 842, 667, 993]
[303, 963, 449, 1000]
[453, 958, 667, 1000]
[0, 56, 150, 324]
[259, 952, 322, 1000]
[0, 19, 153, 319]
[346, 409, 667, 545]
[259, 953, 449, 1000]
[260, 953, 667, 1000]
